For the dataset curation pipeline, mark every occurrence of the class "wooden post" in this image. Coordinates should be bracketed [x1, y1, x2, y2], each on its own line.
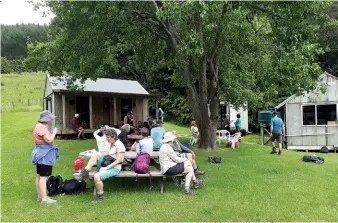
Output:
[89, 96, 93, 129]
[62, 94, 66, 129]
[156, 100, 159, 121]
[51, 94, 55, 129]
[114, 96, 117, 125]
[260, 125, 264, 145]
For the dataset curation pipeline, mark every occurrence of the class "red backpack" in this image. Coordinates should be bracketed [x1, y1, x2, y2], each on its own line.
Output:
[73, 157, 85, 172]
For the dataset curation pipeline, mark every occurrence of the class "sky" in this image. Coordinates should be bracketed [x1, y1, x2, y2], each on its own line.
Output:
[0, 0, 54, 25]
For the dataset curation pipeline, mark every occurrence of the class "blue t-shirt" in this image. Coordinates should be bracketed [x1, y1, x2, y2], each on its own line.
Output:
[270, 117, 283, 134]
[151, 127, 166, 148]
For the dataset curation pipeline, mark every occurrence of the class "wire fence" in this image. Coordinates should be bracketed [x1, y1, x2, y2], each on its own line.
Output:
[1, 99, 43, 113]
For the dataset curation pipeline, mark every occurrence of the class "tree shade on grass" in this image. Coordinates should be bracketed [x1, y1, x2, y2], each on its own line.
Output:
[1, 111, 337, 222]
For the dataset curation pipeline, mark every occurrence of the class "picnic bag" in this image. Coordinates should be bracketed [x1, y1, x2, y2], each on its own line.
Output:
[46, 175, 63, 196]
[132, 152, 153, 190]
[62, 179, 86, 195]
[320, 146, 329, 154]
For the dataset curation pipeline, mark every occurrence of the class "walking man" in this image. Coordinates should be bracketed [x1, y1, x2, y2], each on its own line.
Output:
[270, 111, 285, 155]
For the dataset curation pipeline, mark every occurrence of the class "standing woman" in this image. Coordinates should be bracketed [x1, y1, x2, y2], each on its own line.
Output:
[31, 110, 59, 204]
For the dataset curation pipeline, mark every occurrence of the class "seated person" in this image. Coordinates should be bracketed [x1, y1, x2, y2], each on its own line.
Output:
[159, 132, 204, 195]
[80, 128, 125, 203]
[93, 125, 121, 155]
[71, 114, 86, 140]
[118, 124, 130, 149]
[172, 131, 205, 175]
[124, 111, 135, 133]
[131, 127, 160, 169]
[150, 120, 166, 149]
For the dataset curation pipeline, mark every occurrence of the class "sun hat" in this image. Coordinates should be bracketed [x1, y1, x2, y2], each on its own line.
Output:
[39, 110, 56, 122]
[162, 131, 177, 143]
[75, 113, 80, 118]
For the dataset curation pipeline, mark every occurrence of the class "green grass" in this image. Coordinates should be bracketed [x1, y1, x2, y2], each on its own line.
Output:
[1, 72, 45, 112]
[2, 111, 338, 222]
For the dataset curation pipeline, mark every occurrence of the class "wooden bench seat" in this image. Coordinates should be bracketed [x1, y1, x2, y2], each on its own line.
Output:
[73, 171, 182, 193]
[57, 129, 96, 135]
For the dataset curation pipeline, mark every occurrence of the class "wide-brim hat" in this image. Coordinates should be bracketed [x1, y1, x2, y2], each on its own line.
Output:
[162, 131, 177, 143]
[39, 110, 56, 122]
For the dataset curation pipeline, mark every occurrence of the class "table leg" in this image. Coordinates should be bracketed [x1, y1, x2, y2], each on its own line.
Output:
[160, 176, 164, 194]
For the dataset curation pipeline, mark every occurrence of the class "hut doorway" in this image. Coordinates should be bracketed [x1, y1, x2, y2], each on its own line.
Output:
[76, 96, 90, 127]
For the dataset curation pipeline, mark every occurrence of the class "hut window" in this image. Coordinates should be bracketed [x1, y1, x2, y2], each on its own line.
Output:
[317, 104, 337, 125]
[303, 105, 315, 125]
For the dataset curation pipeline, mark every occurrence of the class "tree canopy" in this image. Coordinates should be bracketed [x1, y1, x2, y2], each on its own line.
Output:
[28, 1, 334, 149]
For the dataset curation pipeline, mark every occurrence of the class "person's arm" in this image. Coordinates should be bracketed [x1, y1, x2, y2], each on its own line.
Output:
[123, 116, 128, 125]
[93, 129, 102, 140]
[130, 142, 136, 151]
[166, 146, 187, 163]
[105, 152, 124, 170]
[270, 119, 273, 134]
[42, 128, 58, 144]
[179, 142, 192, 153]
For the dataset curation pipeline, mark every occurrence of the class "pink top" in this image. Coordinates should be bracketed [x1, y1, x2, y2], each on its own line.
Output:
[33, 123, 53, 144]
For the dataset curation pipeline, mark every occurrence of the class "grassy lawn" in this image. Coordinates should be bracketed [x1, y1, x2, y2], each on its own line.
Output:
[1, 111, 337, 222]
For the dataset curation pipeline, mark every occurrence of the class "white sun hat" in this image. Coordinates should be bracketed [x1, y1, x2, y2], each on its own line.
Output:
[162, 131, 177, 143]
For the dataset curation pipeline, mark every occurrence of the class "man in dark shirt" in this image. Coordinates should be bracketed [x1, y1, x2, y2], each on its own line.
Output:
[71, 114, 86, 140]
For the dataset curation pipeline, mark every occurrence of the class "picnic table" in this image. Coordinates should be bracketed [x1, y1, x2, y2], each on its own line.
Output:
[75, 149, 178, 193]
[79, 150, 159, 160]
[127, 135, 144, 140]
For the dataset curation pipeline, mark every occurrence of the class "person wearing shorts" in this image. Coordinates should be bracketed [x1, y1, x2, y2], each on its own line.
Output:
[270, 111, 285, 155]
[80, 128, 125, 203]
[31, 110, 59, 204]
[159, 132, 204, 195]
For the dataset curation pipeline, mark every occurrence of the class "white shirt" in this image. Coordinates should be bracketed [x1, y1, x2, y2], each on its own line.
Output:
[108, 139, 126, 171]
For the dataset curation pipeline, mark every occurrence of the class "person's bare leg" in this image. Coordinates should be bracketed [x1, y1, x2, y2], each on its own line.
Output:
[92, 174, 105, 203]
[36, 175, 40, 199]
[85, 152, 101, 170]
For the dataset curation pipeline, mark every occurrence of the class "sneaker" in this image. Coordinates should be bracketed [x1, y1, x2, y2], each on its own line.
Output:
[193, 179, 204, 189]
[76, 137, 81, 140]
[194, 168, 205, 176]
[278, 150, 282, 155]
[81, 137, 87, 140]
[80, 168, 90, 179]
[92, 193, 104, 204]
[184, 189, 194, 195]
[41, 198, 57, 204]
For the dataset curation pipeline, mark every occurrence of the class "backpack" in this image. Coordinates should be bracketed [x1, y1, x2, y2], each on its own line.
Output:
[302, 155, 325, 164]
[62, 179, 87, 195]
[320, 146, 329, 154]
[132, 152, 153, 190]
[46, 175, 63, 196]
[73, 157, 85, 172]
[133, 152, 150, 174]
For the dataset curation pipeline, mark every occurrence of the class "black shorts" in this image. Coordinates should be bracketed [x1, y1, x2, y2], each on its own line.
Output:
[36, 164, 53, 177]
[271, 133, 282, 143]
[164, 163, 184, 175]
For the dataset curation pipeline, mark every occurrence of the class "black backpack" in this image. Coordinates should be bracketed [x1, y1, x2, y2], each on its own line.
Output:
[320, 146, 329, 154]
[62, 179, 87, 195]
[46, 175, 63, 196]
[302, 155, 325, 164]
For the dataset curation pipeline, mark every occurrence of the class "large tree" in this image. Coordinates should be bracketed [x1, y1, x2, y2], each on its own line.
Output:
[29, 1, 333, 150]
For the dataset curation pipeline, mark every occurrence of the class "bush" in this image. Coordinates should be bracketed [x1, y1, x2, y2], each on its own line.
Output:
[1, 57, 13, 74]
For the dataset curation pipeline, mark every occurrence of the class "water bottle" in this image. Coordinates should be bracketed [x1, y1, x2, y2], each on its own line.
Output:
[136, 140, 140, 154]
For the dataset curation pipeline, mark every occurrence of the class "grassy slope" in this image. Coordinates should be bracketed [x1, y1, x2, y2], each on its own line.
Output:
[1, 112, 337, 222]
[1, 72, 46, 112]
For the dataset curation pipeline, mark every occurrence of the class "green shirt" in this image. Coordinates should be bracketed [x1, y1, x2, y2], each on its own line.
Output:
[235, 118, 241, 128]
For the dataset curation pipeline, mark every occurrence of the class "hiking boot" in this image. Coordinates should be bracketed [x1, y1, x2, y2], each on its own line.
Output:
[193, 179, 204, 189]
[80, 168, 90, 180]
[184, 189, 194, 195]
[76, 137, 81, 140]
[92, 193, 104, 204]
[278, 150, 282, 155]
[194, 168, 205, 176]
[41, 198, 57, 204]
[270, 147, 277, 154]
